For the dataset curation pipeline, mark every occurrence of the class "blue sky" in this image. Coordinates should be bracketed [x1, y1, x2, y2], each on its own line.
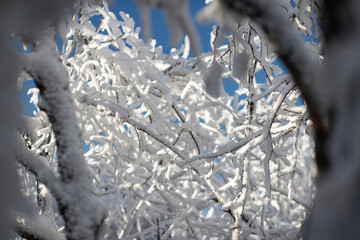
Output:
[109, 0, 212, 53]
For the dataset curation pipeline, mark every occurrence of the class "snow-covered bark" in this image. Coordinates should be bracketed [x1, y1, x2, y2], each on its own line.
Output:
[23, 28, 107, 239]
[10, 0, 108, 239]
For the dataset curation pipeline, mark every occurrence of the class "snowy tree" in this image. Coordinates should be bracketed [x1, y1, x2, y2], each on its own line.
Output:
[3, 0, 358, 239]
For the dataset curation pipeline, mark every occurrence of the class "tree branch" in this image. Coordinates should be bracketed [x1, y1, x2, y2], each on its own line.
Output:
[23, 28, 106, 240]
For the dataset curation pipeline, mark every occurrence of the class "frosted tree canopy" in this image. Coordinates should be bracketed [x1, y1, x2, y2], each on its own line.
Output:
[16, 0, 320, 239]
[9, 0, 360, 239]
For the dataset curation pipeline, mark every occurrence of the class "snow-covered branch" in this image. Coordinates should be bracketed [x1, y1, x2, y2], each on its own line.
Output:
[14, 135, 63, 200]
[23, 28, 106, 240]
[219, 0, 326, 148]
[14, 211, 65, 240]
